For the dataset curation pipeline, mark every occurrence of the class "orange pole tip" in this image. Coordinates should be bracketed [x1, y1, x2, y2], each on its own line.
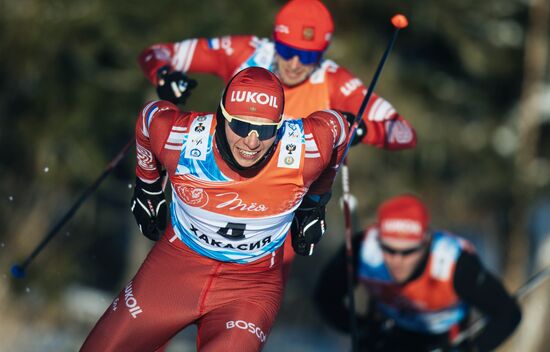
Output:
[391, 14, 409, 29]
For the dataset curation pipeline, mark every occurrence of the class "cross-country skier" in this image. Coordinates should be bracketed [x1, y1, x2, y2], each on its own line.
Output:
[138, 0, 417, 279]
[81, 67, 354, 351]
[315, 195, 522, 352]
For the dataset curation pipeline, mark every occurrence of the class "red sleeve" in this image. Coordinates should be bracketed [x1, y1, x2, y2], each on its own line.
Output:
[135, 100, 179, 182]
[138, 35, 257, 85]
[327, 65, 417, 150]
[302, 110, 349, 195]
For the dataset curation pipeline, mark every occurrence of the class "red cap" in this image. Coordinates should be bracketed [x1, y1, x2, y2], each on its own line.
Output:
[222, 67, 284, 123]
[273, 0, 334, 52]
[377, 195, 430, 244]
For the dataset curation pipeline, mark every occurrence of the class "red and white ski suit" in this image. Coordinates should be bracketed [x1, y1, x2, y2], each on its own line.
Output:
[81, 101, 350, 351]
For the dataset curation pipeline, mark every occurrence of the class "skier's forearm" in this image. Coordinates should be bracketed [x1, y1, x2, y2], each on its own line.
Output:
[454, 252, 522, 351]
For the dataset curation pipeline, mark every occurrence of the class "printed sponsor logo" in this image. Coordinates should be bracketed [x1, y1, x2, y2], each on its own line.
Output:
[230, 91, 279, 108]
[274, 24, 289, 34]
[194, 123, 206, 132]
[286, 123, 300, 139]
[302, 26, 315, 41]
[285, 143, 296, 154]
[197, 116, 207, 122]
[388, 120, 413, 144]
[189, 224, 272, 251]
[175, 185, 209, 207]
[284, 156, 294, 165]
[190, 149, 202, 157]
[191, 137, 203, 146]
[381, 219, 422, 235]
[215, 192, 268, 212]
[136, 143, 156, 171]
[111, 297, 119, 311]
[226, 320, 267, 343]
[124, 281, 143, 318]
[340, 78, 362, 96]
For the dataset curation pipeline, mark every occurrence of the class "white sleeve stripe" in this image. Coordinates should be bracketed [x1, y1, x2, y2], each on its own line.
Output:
[174, 41, 189, 71]
[368, 98, 383, 121]
[171, 126, 187, 131]
[167, 138, 184, 144]
[183, 39, 198, 72]
[172, 42, 181, 69]
[323, 109, 347, 147]
[168, 131, 185, 140]
[165, 144, 183, 150]
[369, 97, 396, 121]
[375, 100, 395, 121]
[305, 139, 319, 151]
[172, 39, 198, 72]
[305, 153, 321, 158]
[305, 133, 314, 139]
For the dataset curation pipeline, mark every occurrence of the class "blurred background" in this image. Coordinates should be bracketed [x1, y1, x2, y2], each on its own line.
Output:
[1, 0, 549, 351]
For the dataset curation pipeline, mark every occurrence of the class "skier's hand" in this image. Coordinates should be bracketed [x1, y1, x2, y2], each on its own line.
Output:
[291, 195, 330, 256]
[341, 111, 367, 146]
[130, 177, 167, 241]
[156, 65, 197, 105]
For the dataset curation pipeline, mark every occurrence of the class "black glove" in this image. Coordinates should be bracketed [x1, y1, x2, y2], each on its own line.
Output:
[156, 65, 197, 105]
[130, 177, 167, 241]
[291, 194, 330, 256]
[341, 111, 367, 146]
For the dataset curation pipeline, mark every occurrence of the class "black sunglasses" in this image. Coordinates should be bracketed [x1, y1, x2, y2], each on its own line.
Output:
[226, 117, 280, 141]
[379, 241, 425, 256]
[220, 103, 282, 141]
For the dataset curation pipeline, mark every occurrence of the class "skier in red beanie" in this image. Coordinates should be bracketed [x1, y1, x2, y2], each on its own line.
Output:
[81, 67, 354, 351]
[315, 195, 522, 351]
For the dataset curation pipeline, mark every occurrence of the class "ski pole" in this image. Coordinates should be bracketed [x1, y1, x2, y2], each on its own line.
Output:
[10, 137, 135, 279]
[340, 14, 409, 163]
[341, 159, 359, 352]
[451, 265, 550, 346]
[339, 14, 409, 352]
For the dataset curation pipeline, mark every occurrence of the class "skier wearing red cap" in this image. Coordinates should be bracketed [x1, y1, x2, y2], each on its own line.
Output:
[81, 67, 352, 351]
[315, 195, 522, 352]
[138, 0, 417, 279]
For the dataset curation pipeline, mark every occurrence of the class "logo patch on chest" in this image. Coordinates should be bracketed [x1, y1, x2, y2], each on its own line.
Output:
[184, 114, 213, 161]
[277, 122, 303, 169]
[175, 185, 209, 208]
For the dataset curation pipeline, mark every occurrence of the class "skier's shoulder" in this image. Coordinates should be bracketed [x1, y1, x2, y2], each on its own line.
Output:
[311, 59, 364, 98]
[319, 59, 358, 81]
[140, 100, 199, 132]
[301, 109, 347, 135]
